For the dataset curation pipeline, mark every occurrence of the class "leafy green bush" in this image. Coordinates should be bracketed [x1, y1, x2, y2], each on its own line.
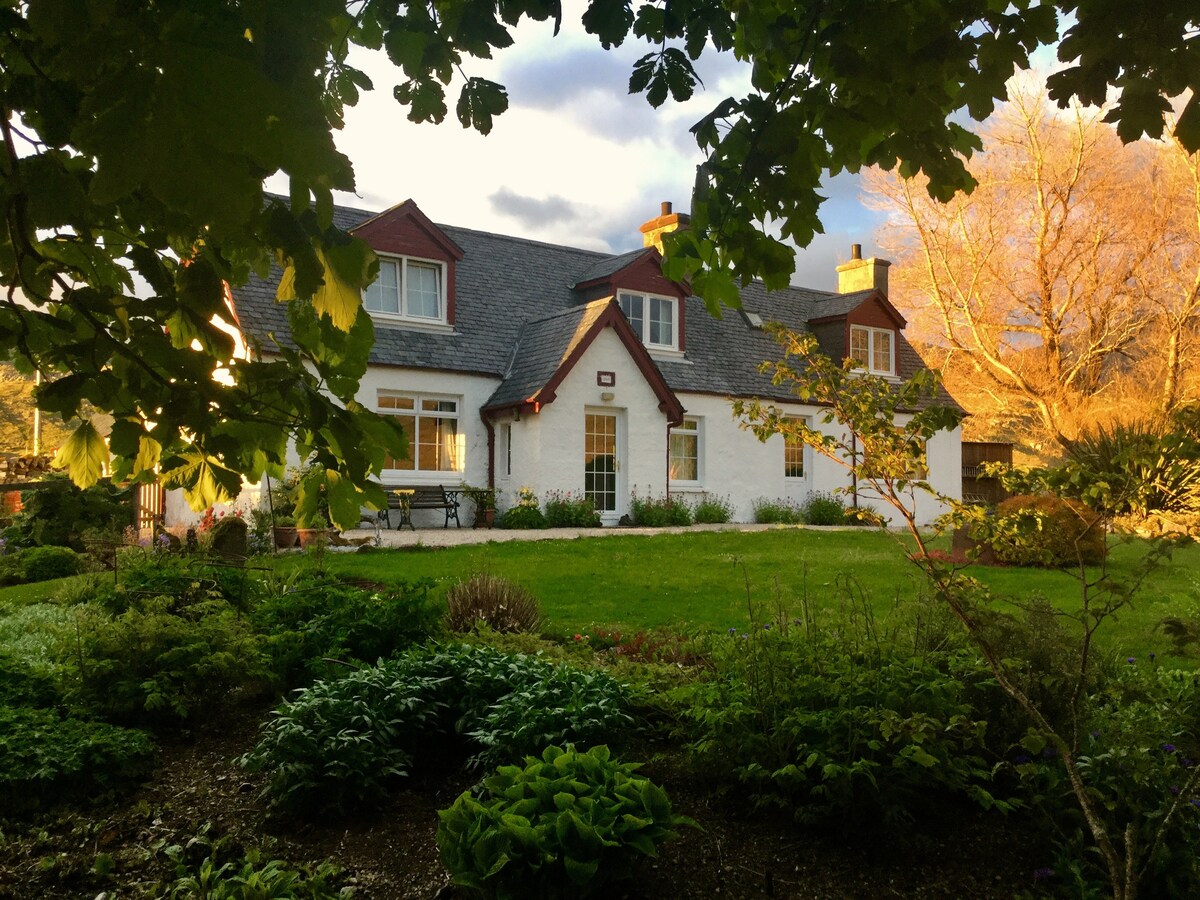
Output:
[629, 492, 692, 527]
[66, 593, 272, 724]
[751, 497, 803, 524]
[802, 491, 846, 526]
[0, 705, 153, 811]
[1014, 664, 1200, 897]
[253, 572, 441, 684]
[692, 494, 734, 524]
[243, 645, 635, 813]
[674, 627, 1009, 833]
[3, 475, 131, 551]
[0, 545, 83, 586]
[20, 545, 83, 581]
[496, 505, 548, 529]
[444, 573, 543, 635]
[0, 652, 59, 706]
[467, 663, 634, 770]
[166, 843, 346, 899]
[543, 491, 601, 528]
[1068, 421, 1200, 519]
[240, 664, 447, 812]
[990, 494, 1108, 567]
[437, 745, 692, 899]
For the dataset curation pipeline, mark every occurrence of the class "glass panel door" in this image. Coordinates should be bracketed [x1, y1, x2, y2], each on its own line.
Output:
[584, 413, 618, 513]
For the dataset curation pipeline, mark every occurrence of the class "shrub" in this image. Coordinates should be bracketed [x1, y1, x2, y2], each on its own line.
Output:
[0, 652, 59, 706]
[990, 494, 1108, 567]
[0, 545, 83, 587]
[629, 492, 692, 527]
[244, 645, 635, 812]
[1014, 664, 1200, 897]
[674, 627, 1009, 833]
[65, 593, 272, 724]
[3, 475, 131, 551]
[444, 574, 543, 635]
[240, 664, 447, 812]
[692, 494, 734, 524]
[802, 491, 846, 526]
[166, 843, 346, 899]
[496, 505, 548, 529]
[437, 745, 692, 899]
[751, 497, 803, 524]
[468, 663, 634, 770]
[254, 573, 441, 684]
[0, 705, 153, 811]
[543, 491, 601, 528]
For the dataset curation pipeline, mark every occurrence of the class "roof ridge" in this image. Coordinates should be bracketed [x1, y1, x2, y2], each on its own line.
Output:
[438, 223, 615, 259]
[520, 298, 610, 328]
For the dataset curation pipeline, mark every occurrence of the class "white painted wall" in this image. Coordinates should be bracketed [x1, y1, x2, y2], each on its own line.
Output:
[520, 328, 670, 522]
[673, 393, 961, 527]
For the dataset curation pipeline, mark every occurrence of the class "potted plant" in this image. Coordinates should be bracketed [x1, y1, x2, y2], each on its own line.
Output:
[296, 512, 331, 549]
[272, 514, 299, 549]
[462, 486, 497, 529]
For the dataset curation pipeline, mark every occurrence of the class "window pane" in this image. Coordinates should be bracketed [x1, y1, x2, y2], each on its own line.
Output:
[649, 297, 674, 346]
[850, 328, 870, 367]
[406, 262, 441, 318]
[384, 414, 415, 469]
[669, 432, 698, 481]
[619, 293, 644, 341]
[379, 394, 415, 411]
[784, 417, 805, 478]
[365, 260, 400, 314]
[873, 330, 893, 373]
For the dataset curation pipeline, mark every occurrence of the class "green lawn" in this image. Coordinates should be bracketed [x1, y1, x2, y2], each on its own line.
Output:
[283, 529, 1199, 659]
[2, 531, 1196, 663]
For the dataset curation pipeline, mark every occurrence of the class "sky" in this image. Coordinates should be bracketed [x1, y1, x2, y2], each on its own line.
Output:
[264, 4, 882, 292]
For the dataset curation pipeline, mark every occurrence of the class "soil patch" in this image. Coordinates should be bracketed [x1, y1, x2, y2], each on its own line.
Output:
[0, 704, 1046, 899]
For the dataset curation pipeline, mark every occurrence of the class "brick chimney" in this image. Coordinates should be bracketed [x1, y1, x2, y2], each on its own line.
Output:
[836, 243, 891, 296]
[639, 201, 690, 253]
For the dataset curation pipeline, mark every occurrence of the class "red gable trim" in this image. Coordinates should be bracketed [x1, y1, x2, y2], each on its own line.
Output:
[349, 200, 464, 260]
[808, 289, 907, 329]
[574, 248, 690, 300]
[488, 300, 686, 427]
[350, 199, 464, 325]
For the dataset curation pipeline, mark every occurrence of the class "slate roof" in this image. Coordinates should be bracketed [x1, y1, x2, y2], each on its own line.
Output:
[230, 200, 958, 411]
[484, 301, 609, 409]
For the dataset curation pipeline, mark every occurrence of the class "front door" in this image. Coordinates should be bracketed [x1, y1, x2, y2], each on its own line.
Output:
[584, 411, 621, 524]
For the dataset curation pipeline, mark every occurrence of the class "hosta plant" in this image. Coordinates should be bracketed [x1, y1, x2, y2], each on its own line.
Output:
[437, 744, 693, 899]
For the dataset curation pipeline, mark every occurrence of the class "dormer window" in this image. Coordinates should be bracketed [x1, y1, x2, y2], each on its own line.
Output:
[619, 291, 677, 351]
[850, 325, 894, 375]
[364, 255, 446, 322]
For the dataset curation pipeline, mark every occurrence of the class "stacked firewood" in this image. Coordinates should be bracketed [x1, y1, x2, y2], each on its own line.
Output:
[0, 454, 54, 483]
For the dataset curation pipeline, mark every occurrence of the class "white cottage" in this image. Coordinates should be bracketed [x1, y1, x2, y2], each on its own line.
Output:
[207, 199, 961, 528]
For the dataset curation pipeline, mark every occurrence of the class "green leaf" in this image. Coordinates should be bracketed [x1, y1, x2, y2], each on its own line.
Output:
[52, 420, 109, 488]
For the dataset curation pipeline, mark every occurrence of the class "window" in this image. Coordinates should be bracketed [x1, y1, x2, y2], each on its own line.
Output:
[784, 416, 806, 479]
[500, 423, 512, 477]
[364, 256, 445, 322]
[849, 325, 895, 375]
[378, 392, 463, 473]
[619, 292, 677, 350]
[669, 418, 701, 483]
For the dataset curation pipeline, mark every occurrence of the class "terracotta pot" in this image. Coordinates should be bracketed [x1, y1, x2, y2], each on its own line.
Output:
[473, 507, 496, 529]
[273, 526, 299, 549]
[296, 528, 330, 549]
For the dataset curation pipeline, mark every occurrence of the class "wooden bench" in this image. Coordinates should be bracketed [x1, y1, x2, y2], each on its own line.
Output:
[378, 485, 461, 530]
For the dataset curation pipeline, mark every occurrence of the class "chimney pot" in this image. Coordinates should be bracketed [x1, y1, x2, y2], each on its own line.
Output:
[661, 201, 672, 216]
[851, 243, 862, 260]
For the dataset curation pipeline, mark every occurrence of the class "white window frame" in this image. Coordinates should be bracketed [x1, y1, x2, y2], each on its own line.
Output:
[618, 291, 678, 351]
[669, 417, 703, 485]
[363, 254, 448, 324]
[849, 325, 895, 376]
[783, 416, 808, 481]
[377, 391, 464, 477]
